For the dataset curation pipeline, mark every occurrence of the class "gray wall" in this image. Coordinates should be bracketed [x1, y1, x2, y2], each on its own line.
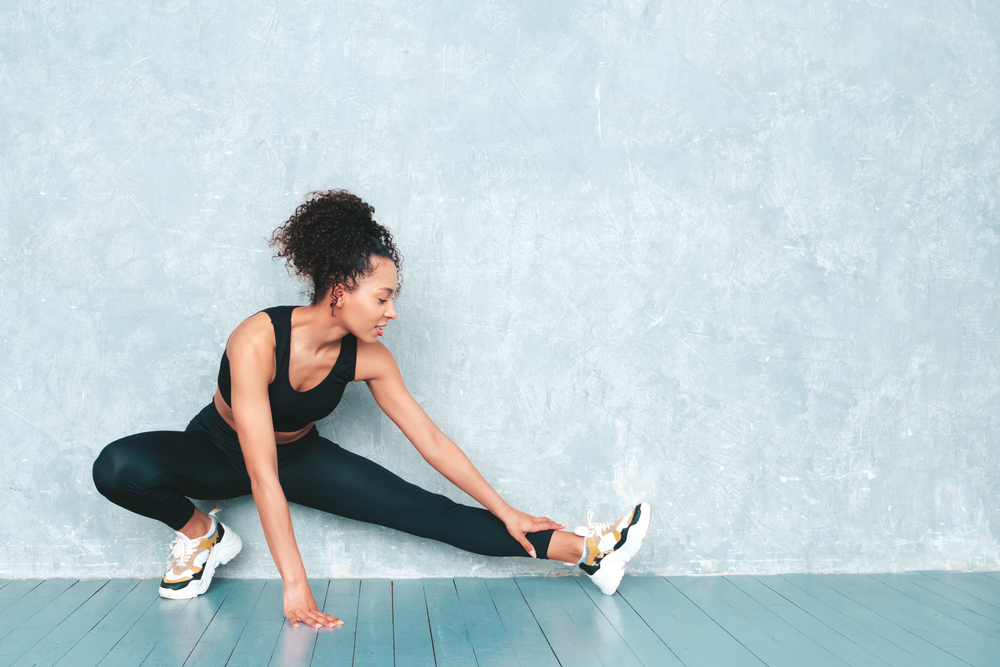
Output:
[1, 0, 998, 579]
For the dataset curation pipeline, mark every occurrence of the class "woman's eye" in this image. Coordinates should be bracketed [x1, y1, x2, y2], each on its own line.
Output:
[379, 299, 387, 304]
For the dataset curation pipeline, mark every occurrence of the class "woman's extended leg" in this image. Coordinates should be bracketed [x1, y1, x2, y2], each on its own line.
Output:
[279, 435, 572, 559]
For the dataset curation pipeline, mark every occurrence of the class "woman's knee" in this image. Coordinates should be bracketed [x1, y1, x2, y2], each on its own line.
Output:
[92, 436, 147, 498]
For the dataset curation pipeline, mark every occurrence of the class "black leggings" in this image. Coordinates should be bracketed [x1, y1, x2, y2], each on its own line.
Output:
[92, 403, 553, 559]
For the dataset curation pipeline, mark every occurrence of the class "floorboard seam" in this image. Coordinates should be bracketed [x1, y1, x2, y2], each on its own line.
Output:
[614, 582, 689, 667]
[663, 576, 769, 667]
[908, 572, 1000, 612]
[573, 577, 674, 667]
[0, 580, 78, 644]
[719, 579, 793, 648]
[722, 577, 855, 667]
[95, 584, 162, 667]
[422, 581, 438, 667]
[221, 580, 267, 667]
[512, 578, 564, 667]
[0, 580, 44, 614]
[13, 575, 996, 667]
[53, 579, 139, 667]
[905, 574, 1000, 622]
[9, 579, 114, 665]
[777, 575, 941, 667]
[180, 584, 231, 667]
[920, 572, 1000, 612]
[310, 581, 330, 663]
[390, 580, 396, 667]
[339, 580, 362, 667]
[134, 639, 159, 667]
[484, 578, 558, 667]
[451, 578, 481, 667]
[754, 576, 894, 666]
[47, 580, 123, 666]
[869, 574, 1000, 637]
[803, 576, 974, 667]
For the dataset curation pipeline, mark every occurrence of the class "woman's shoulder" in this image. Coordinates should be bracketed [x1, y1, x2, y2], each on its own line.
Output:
[354, 339, 398, 382]
[231, 305, 298, 337]
[226, 310, 279, 358]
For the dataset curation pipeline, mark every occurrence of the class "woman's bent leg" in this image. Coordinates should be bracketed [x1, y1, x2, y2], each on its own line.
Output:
[279, 437, 554, 558]
[93, 430, 251, 530]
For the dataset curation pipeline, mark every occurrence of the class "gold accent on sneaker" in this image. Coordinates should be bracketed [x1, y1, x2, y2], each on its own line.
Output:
[159, 508, 243, 599]
[162, 523, 220, 584]
[576, 503, 651, 595]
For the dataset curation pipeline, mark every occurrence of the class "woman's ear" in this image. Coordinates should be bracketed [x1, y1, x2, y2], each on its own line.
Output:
[319, 284, 342, 314]
[331, 284, 346, 307]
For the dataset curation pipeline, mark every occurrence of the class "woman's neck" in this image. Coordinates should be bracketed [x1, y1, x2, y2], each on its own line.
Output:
[292, 302, 349, 353]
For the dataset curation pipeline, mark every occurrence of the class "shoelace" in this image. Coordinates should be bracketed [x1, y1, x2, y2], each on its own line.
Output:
[166, 507, 223, 568]
[167, 507, 220, 567]
[167, 534, 199, 568]
[575, 510, 616, 542]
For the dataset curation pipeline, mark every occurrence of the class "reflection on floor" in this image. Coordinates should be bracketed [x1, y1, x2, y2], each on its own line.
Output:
[0, 571, 997, 666]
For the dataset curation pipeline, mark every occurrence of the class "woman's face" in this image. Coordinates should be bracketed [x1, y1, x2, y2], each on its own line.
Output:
[336, 257, 398, 343]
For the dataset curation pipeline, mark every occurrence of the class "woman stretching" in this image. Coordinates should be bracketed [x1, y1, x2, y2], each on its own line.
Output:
[93, 190, 650, 629]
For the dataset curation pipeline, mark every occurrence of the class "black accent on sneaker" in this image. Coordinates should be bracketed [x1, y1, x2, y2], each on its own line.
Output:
[612, 504, 642, 551]
[579, 548, 610, 575]
[160, 566, 205, 590]
[160, 524, 220, 591]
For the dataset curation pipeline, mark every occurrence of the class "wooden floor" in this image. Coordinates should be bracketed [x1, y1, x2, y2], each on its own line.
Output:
[0, 572, 998, 666]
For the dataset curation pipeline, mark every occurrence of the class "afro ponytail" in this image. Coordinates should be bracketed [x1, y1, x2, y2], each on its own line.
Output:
[269, 190, 402, 304]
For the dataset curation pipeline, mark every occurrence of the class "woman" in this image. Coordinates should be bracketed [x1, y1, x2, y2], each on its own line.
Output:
[93, 190, 650, 629]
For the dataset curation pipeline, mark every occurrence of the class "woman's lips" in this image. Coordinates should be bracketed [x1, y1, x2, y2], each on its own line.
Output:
[376, 325, 385, 336]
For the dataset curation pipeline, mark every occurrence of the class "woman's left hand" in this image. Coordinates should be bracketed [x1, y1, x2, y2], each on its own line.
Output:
[503, 508, 565, 557]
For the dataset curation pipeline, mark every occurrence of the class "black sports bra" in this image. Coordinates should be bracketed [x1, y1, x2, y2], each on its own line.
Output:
[217, 306, 358, 432]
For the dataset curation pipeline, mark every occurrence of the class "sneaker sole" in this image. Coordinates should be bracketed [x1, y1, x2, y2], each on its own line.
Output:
[590, 502, 651, 595]
[590, 561, 626, 596]
[159, 523, 243, 600]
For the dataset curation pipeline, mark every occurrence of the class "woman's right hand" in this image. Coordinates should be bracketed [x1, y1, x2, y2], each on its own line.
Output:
[283, 580, 344, 629]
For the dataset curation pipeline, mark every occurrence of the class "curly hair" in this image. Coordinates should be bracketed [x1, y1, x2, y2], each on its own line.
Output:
[269, 190, 402, 305]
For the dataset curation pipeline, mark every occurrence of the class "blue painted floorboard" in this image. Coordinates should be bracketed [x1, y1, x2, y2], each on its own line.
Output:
[483, 578, 560, 667]
[0, 573, 994, 666]
[312, 579, 360, 667]
[353, 579, 393, 667]
[184, 579, 265, 667]
[453, 578, 520, 667]
[517, 575, 644, 667]
[820, 573, 1000, 667]
[423, 578, 477, 667]
[226, 579, 286, 667]
[269, 579, 329, 667]
[727, 575, 894, 666]
[9, 579, 137, 667]
[617, 576, 766, 667]
[781, 574, 969, 667]
[53, 579, 160, 667]
[756, 575, 929, 667]
[0, 579, 109, 666]
[391, 579, 434, 667]
[670, 575, 847, 667]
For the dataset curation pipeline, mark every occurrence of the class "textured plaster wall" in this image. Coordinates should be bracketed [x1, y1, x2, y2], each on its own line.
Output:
[1, 0, 998, 579]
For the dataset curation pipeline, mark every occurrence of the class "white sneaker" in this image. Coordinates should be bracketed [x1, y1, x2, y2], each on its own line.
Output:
[576, 502, 651, 595]
[159, 508, 242, 599]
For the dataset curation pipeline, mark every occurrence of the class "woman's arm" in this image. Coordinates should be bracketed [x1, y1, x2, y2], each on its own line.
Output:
[358, 341, 564, 556]
[228, 315, 341, 629]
